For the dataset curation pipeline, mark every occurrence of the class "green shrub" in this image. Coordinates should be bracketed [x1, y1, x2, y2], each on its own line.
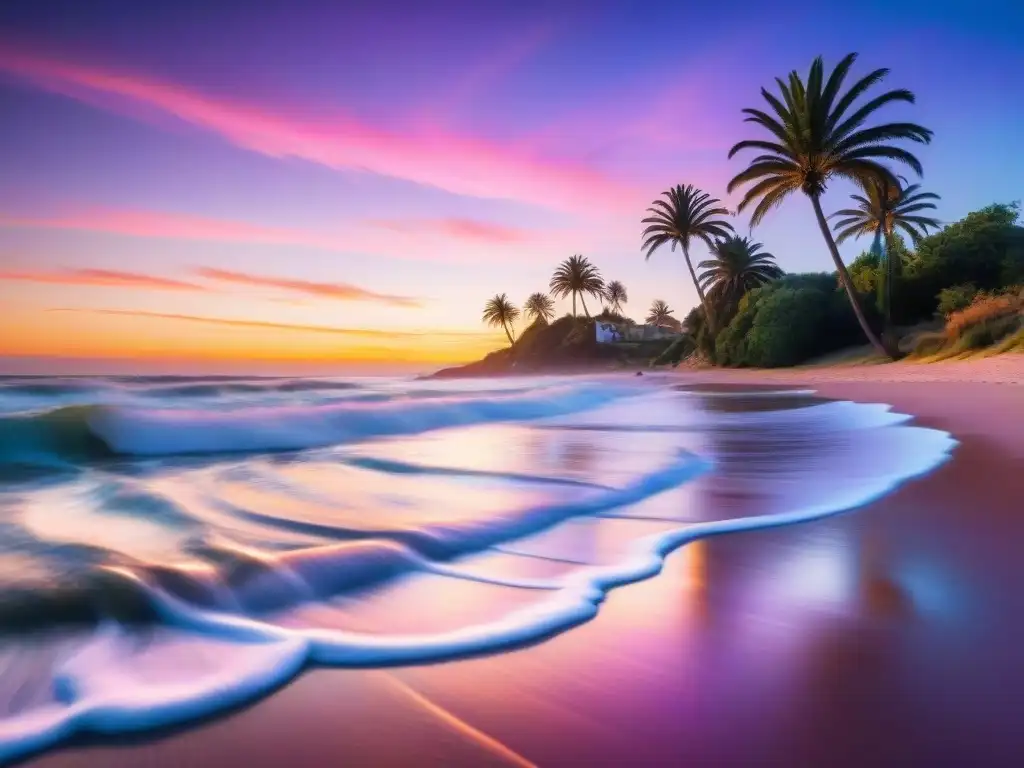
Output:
[936, 284, 978, 317]
[894, 202, 1024, 324]
[714, 273, 878, 367]
[849, 250, 881, 296]
[742, 288, 832, 367]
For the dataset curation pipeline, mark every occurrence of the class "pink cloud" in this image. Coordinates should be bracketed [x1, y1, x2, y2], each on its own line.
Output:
[0, 47, 639, 213]
[0, 203, 565, 263]
[0, 268, 204, 291]
[0, 208, 345, 251]
[367, 217, 529, 244]
[49, 309, 496, 340]
[195, 267, 420, 307]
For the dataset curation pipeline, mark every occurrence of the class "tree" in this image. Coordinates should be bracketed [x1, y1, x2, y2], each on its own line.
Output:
[831, 178, 940, 326]
[482, 293, 520, 345]
[549, 255, 605, 317]
[642, 184, 734, 334]
[896, 202, 1024, 322]
[698, 236, 782, 309]
[727, 52, 932, 358]
[523, 292, 555, 325]
[646, 299, 676, 327]
[604, 280, 628, 313]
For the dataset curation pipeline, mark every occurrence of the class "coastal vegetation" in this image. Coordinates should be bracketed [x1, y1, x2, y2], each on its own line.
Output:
[641, 184, 733, 334]
[698, 236, 782, 311]
[604, 281, 628, 314]
[481, 294, 519, 346]
[550, 255, 605, 318]
[646, 300, 678, 329]
[524, 292, 556, 325]
[459, 53, 1022, 377]
[727, 52, 932, 358]
[831, 179, 941, 328]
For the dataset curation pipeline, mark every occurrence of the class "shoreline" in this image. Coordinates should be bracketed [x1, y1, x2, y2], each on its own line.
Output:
[25, 366, 1024, 767]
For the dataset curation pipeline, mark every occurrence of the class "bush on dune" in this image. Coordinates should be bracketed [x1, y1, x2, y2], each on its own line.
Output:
[894, 203, 1024, 324]
[911, 287, 1024, 358]
[945, 291, 1022, 338]
[936, 283, 979, 317]
[715, 273, 878, 367]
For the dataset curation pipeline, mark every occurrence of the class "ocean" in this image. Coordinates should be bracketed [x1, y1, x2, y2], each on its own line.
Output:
[0, 374, 955, 762]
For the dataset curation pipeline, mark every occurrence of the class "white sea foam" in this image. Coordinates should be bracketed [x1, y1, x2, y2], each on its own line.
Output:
[0, 377, 958, 764]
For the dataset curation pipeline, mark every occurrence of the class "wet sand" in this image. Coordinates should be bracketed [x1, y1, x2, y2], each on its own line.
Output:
[26, 374, 1024, 767]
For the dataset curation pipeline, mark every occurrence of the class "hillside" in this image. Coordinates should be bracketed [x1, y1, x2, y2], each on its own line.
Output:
[429, 316, 674, 378]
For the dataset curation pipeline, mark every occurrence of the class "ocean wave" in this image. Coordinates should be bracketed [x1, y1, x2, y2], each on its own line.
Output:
[0, 383, 632, 466]
[0, 416, 957, 764]
[136, 379, 366, 398]
[0, 382, 962, 765]
[0, 449, 707, 630]
[0, 406, 117, 469]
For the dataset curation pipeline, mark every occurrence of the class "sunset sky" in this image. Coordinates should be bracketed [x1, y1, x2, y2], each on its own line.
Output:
[1, 0, 1022, 374]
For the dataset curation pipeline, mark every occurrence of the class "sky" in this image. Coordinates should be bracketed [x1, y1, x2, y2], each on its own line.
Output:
[1, 0, 1022, 374]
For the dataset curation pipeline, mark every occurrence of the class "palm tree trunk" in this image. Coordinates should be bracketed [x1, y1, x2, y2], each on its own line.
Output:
[572, 292, 577, 317]
[502, 323, 515, 346]
[884, 228, 895, 329]
[872, 227, 886, 316]
[580, 294, 591, 317]
[810, 196, 895, 359]
[682, 242, 716, 335]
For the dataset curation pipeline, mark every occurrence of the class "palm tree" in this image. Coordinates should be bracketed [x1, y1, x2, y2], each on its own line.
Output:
[482, 293, 520, 346]
[642, 184, 734, 334]
[604, 280, 628, 314]
[726, 52, 932, 358]
[523, 292, 555, 325]
[646, 299, 676, 327]
[831, 178, 941, 326]
[698, 236, 782, 308]
[549, 255, 605, 317]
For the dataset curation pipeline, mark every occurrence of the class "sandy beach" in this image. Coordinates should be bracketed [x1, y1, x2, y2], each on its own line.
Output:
[25, 358, 1024, 767]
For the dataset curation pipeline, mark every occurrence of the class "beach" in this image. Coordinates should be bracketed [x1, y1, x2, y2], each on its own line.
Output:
[13, 359, 1023, 767]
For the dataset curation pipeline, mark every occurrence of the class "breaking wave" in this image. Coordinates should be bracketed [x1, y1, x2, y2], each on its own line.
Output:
[0, 376, 958, 763]
[0, 383, 632, 466]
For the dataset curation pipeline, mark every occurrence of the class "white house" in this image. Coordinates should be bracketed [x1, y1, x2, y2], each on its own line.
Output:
[595, 322, 624, 343]
[596, 322, 680, 344]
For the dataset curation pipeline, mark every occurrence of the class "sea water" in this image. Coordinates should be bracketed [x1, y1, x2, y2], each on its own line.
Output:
[0, 374, 956, 762]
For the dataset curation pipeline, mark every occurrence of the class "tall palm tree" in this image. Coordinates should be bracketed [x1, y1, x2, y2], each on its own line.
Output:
[604, 280, 628, 314]
[549, 255, 605, 317]
[482, 293, 520, 346]
[698, 236, 782, 308]
[642, 184, 734, 334]
[523, 292, 556, 325]
[726, 52, 932, 358]
[646, 299, 676, 327]
[831, 178, 941, 326]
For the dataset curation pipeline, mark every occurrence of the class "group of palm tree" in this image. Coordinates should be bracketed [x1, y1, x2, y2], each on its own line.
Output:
[725, 52, 940, 355]
[482, 240, 771, 344]
[485, 52, 943, 361]
[482, 257, 634, 345]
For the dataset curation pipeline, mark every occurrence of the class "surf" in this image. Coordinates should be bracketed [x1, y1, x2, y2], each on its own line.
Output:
[0, 377, 959, 764]
[0, 382, 634, 466]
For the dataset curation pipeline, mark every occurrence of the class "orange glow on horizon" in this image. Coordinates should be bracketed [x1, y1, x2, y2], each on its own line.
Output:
[1, 305, 507, 371]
